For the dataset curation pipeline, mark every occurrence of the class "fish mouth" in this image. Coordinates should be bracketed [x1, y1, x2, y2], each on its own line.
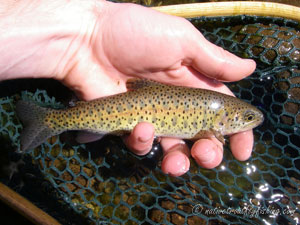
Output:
[239, 111, 265, 133]
[248, 112, 264, 129]
[257, 111, 264, 125]
[259, 112, 264, 124]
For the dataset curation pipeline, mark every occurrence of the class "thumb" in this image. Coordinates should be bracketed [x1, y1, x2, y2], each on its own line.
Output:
[191, 33, 256, 82]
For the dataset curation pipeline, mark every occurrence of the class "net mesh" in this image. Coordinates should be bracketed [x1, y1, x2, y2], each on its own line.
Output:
[0, 15, 300, 225]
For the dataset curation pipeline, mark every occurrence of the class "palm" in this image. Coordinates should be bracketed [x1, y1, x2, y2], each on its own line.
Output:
[71, 3, 238, 100]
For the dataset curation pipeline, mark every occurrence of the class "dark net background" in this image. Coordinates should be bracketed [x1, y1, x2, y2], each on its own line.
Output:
[0, 15, 299, 225]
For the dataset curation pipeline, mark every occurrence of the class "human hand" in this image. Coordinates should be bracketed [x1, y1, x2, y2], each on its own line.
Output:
[0, 0, 256, 176]
[62, 2, 255, 176]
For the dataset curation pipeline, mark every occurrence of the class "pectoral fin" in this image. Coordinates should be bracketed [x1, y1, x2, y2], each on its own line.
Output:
[76, 130, 130, 144]
[191, 129, 225, 145]
[209, 129, 225, 145]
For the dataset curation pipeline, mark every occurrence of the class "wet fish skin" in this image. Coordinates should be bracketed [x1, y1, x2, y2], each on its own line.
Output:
[16, 80, 264, 151]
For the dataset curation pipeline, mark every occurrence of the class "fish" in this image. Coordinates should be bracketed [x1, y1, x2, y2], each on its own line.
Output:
[16, 79, 264, 152]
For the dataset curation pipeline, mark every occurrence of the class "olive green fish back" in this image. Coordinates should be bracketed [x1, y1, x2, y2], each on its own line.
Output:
[0, 15, 300, 225]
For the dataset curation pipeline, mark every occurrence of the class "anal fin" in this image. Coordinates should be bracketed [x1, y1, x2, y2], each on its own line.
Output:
[76, 130, 130, 144]
[76, 131, 105, 144]
[110, 130, 130, 136]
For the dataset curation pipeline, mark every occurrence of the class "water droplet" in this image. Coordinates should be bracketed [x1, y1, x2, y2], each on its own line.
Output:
[255, 193, 263, 199]
[259, 183, 269, 192]
[271, 193, 283, 202]
[262, 219, 272, 225]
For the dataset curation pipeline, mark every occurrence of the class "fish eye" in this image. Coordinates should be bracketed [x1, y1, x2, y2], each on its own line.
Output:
[244, 111, 256, 122]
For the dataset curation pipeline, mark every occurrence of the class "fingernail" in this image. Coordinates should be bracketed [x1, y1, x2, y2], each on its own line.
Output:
[178, 156, 189, 175]
[199, 148, 216, 163]
[164, 153, 189, 177]
[243, 59, 256, 67]
[138, 135, 152, 143]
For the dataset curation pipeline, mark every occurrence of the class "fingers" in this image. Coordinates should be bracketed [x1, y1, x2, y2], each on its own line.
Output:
[189, 32, 256, 82]
[230, 130, 254, 161]
[124, 125, 253, 176]
[160, 137, 223, 176]
[190, 138, 223, 169]
[160, 138, 190, 177]
[165, 66, 236, 96]
[123, 124, 191, 176]
[160, 130, 254, 176]
[123, 122, 155, 155]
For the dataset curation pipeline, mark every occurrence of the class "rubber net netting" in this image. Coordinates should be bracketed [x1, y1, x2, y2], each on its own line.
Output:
[0, 15, 299, 225]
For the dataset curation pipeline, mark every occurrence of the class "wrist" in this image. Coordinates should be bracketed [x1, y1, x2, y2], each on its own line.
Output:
[0, 0, 108, 81]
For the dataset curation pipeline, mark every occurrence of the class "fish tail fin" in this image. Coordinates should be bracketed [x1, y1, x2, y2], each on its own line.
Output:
[16, 100, 60, 152]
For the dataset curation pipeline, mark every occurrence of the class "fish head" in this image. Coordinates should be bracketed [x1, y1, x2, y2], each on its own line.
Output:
[220, 104, 264, 135]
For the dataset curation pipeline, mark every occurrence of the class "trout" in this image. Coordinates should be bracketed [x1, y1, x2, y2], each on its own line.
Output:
[16, 79, 264, 152]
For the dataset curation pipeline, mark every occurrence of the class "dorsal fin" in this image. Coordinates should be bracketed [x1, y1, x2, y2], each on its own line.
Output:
[126, 78, 163, 91]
